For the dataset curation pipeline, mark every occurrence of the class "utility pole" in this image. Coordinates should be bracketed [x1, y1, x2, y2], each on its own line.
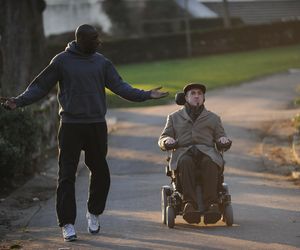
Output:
[222, 0, 232, 28]
[184, 0, 192, 57]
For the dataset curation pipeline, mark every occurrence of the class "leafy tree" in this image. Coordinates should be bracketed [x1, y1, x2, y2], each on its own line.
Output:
[141, 0, 184, 35]
[102, 0, 132, 36]
[142, 0, 183, 20]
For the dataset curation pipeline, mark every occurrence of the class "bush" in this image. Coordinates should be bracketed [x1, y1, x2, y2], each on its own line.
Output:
[0, 108, 42, 186]
[294, 97, 300, 106]
[0, 137, 21, 179]
[292, 113, 300, 133]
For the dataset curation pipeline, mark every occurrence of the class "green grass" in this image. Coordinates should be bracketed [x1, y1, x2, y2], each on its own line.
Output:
[107, 44, 300, 107]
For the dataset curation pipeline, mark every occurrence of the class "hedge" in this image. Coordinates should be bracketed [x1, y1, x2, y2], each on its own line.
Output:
[46, 20, 300, 65]
[0, 108, 42, 188]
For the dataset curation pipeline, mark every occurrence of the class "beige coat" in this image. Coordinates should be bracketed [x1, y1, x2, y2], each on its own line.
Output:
[158, 106, 226, 169]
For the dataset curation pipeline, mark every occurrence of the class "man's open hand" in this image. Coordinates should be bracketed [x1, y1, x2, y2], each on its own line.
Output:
[0, 97, 17, 110]
[150, 87, 169, 99]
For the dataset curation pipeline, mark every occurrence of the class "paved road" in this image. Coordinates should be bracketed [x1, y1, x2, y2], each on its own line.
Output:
[7, 72, 300, 249]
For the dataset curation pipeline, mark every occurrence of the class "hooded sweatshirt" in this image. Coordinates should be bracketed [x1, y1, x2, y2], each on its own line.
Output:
[15, 41, 151, 123]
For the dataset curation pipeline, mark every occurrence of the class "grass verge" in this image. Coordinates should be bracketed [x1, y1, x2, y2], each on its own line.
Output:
[107, 44, 300, 107]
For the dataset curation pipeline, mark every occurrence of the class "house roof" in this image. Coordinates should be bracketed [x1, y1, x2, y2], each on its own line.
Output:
[199, 0, 293, 2]
[175, 0, 218, 18]
[200, 0, 300, 24]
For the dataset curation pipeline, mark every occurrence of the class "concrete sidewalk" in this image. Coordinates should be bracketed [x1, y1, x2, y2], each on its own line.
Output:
[291, 134, 300, 180]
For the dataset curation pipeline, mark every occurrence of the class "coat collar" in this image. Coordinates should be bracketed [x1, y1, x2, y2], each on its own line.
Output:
[178, 106, 209, 122]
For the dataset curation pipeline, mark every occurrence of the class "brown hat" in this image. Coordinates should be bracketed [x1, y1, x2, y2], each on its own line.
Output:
[183, 83, 206, 95]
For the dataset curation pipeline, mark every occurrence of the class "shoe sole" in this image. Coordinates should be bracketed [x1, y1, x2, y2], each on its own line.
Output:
[88, 226, 100, 234]
[183, 211, 201, 224]
[64, 235, 77, 242]
[204, 212, 221, 224]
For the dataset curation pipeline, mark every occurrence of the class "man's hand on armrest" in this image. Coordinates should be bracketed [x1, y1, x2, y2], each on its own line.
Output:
[216, 137, 232, 151]
[164, 137, 178, 150]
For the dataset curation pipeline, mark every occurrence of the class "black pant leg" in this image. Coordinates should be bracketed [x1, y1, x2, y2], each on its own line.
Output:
[56, 123, 82, 227]
[84, 122, 110, 215]
[198, 154, 219, 209]
[177, 153, 198, 208]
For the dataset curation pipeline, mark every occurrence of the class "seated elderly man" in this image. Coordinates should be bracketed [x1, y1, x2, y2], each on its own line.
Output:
[158, 83, 231, 224]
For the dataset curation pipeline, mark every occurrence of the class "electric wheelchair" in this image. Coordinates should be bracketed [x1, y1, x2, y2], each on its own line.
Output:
[161, 92, 233, 228]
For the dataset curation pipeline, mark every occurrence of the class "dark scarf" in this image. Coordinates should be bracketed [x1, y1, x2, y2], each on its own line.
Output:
[185, 103, 204, 122]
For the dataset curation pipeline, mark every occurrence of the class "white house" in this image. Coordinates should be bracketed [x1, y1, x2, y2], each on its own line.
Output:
[43, 0, 111, 36]
[199, 0, 300, 24]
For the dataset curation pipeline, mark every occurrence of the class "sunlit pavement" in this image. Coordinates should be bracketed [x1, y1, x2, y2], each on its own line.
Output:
[3, 71, 300, 249]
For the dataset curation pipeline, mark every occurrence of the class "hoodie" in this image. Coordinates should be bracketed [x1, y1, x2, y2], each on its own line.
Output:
[15, 41, 151, 123]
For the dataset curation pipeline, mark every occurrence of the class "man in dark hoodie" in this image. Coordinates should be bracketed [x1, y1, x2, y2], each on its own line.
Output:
[1, 24, 168, 242]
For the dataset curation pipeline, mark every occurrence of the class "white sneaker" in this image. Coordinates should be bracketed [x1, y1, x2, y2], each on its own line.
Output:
[86, 211, 100, 234]
[62, 224, 77, 242]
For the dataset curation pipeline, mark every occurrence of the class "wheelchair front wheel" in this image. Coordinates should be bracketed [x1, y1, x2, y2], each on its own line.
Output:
[166, 206, 175, 228]
[161, 186, 171, 224]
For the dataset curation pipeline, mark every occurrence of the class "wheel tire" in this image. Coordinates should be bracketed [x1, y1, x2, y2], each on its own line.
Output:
[161, 186, 170, 224]
[224, 204, 234, 226]
[166, 206, 175, 228]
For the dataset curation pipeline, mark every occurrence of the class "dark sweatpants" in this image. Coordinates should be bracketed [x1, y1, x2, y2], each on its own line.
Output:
[56, 122, 110, 227]
[177, 148, 219, 210]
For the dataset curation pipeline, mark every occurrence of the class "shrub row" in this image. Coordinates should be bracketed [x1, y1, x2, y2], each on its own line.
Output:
[47, 20, 300, 65]
[141, 17, 243, 35]
[102, 20, 300, 64]
[0, 96, 59, 191]
[0, 108, 42, 188]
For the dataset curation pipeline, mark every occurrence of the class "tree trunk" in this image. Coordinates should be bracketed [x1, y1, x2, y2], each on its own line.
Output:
[222, 0, 232, 29]
[0, 0, 46, 96]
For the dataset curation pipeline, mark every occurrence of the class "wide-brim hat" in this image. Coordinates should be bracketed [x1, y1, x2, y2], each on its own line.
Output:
[183, 83, 206, 95]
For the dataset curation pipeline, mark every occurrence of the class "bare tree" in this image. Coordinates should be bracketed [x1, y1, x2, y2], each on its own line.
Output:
[184, 0, 192, 57]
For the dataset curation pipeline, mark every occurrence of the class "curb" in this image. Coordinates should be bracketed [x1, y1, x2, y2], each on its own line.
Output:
[291, 134, 300, 179]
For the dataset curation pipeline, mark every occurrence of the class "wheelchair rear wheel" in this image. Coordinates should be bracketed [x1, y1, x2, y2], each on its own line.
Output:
[223, 204, 234, 226]
[166, 206, 175, 228]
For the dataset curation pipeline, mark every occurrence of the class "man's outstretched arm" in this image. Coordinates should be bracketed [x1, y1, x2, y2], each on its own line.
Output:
[105, 59, 168, 102]
[1, 59, 60, 110]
